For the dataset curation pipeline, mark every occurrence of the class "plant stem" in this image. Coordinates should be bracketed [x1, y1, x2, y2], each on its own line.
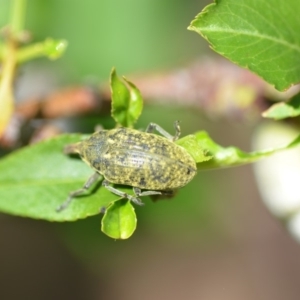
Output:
[10, 0, 27, 36]
[0, 0, 27, 136]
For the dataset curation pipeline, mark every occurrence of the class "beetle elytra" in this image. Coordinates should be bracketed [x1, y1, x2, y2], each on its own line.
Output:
[57, 122, 197, 212]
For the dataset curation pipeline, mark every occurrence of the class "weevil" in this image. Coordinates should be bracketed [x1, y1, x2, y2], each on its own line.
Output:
[57, 121, 197, 211]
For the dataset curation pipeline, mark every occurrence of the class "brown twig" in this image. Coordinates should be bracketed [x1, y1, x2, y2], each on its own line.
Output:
[1, 57, 298, 148]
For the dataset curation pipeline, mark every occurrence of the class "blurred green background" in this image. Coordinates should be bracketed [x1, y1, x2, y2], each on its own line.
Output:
[1, 0, 209, 81]
[1, 1, 300, 300]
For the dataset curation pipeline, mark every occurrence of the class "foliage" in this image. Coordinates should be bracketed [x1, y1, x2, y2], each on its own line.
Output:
[101, 200, 137, 239]
[1, 70, 300, 238]
[262, 93, 300, 120]
[1, 0, 300, 239]
[0, 0, 66, 136]
[189, 0, 300, 119]
[110, 68, 143, 127]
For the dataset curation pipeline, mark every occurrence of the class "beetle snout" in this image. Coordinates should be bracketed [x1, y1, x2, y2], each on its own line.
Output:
[63, 143, 80, 154]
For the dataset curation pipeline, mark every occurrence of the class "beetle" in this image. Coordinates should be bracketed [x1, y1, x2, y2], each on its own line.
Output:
[56, 121, 197, 212]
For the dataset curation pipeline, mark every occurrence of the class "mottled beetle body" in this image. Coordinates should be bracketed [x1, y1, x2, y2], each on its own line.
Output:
[57, 122, 197, 211]
[78, 127, 196, 190]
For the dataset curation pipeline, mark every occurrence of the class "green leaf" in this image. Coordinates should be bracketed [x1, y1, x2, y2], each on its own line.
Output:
[0, 134, 132, 222]
[188, 0, 300, 91]
[110, 68, 143, 127]
[101, 200, 137, 239]
[176, 134, 212, 163]
[262, 93, 300, 120]
[194, 130, 300, 169]
[17, 38, 68, 63]
[3, 128, 299, 226]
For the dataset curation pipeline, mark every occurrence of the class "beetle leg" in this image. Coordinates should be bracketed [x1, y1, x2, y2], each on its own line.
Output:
[145, 121, 181, 141]
[133, 187, 163, 197]
[56, 172, 100, 212]
[94, 124, 104, 132]
[63, 142, 81, 154]
[161, 190, 174, 196]
[172, 120, 181, 141]
[102, 180, 145, 206]
[148, 190, 175, 202]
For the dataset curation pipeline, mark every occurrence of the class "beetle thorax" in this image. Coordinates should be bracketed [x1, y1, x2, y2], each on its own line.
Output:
[78, 130, 109, 172]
